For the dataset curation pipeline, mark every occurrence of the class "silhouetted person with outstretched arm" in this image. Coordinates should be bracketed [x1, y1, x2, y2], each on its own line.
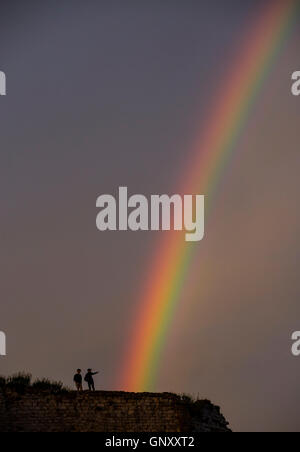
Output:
[73, 369, 83, 392]
[84, 369, 99, 391]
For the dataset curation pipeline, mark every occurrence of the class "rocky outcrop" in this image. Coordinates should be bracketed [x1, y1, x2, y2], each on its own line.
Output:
[0, 389, 231, 432]
[190, 399, 231, 432]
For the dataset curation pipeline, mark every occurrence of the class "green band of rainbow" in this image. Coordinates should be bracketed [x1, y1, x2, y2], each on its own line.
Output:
[120, 0, 299, 392]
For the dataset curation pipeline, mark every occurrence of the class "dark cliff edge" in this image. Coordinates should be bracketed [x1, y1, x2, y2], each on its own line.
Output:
[0, 389, 231, 432]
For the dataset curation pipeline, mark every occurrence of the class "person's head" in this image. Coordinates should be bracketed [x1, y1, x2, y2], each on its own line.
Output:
[77, 369, 81, 373]
[87, 368, 92, 372]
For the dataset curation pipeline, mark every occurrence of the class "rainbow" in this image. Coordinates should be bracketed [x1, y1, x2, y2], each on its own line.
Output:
[119, 0, 299, 392]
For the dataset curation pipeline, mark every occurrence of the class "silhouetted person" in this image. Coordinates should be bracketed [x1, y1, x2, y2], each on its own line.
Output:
[84, 369, 99, 391]
[73, 369, 83, 392]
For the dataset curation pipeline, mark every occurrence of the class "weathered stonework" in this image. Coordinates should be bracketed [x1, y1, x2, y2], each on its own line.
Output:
[0, 390, 231, 432]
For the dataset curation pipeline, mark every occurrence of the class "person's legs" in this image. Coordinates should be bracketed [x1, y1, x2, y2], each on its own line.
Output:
[88, 382, 92, 391]
[92, 382, 95, 391]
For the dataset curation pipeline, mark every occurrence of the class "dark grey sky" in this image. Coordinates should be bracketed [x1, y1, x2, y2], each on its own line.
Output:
[0, 0, 299, 432]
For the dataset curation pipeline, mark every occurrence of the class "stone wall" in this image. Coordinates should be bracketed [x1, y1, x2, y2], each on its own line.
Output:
[0, 390, 231, 432]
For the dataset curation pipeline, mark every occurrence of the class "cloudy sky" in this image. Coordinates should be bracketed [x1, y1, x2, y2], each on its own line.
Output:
[0, 0, 299, 431]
